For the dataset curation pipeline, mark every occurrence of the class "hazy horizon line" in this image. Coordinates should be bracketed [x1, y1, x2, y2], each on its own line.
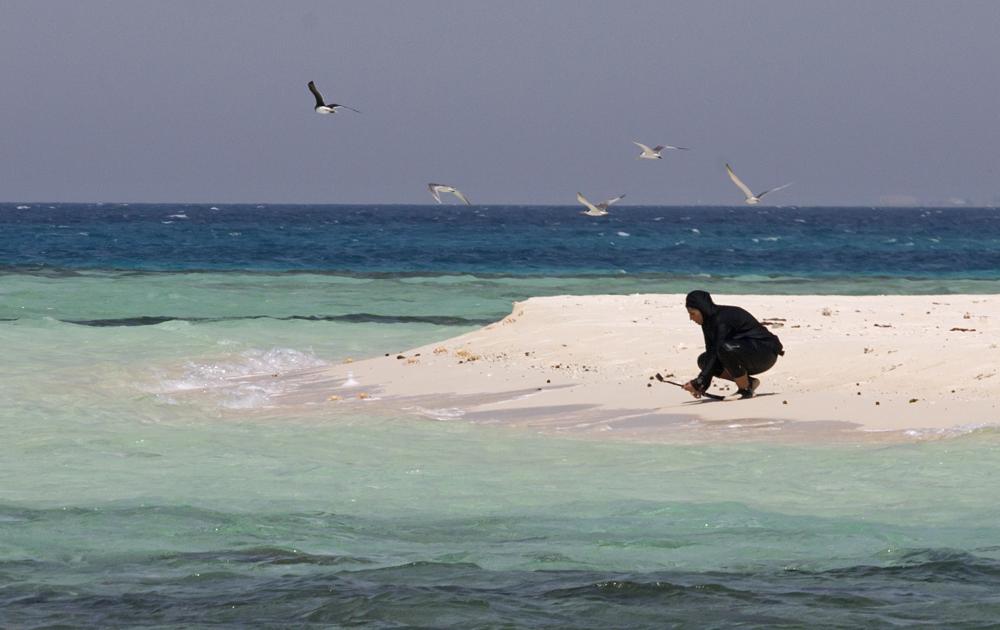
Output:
[3, 200, 998, 210]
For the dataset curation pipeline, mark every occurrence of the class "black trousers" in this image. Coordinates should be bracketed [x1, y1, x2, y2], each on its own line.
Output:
[698, 339, 780, 380]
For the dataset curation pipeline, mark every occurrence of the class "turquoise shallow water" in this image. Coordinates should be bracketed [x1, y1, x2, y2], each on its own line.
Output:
[3, 269, 1000, 626]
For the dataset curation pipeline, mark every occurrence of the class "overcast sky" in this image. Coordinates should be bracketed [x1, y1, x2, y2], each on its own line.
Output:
[3, 1, 999, 206]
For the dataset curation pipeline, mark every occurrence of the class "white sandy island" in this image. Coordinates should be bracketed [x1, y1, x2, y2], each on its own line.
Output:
[262, 294, 1000, 441]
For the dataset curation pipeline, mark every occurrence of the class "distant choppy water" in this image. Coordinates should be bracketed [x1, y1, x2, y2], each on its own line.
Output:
[3, 203, 1000, 627]
[3, 202, 1000, 277]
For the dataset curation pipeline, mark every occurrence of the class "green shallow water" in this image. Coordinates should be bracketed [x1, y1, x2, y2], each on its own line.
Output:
[3, 271, 1000, 626]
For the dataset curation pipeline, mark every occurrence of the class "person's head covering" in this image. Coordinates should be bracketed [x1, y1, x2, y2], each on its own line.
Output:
[685, 290, 718, 318]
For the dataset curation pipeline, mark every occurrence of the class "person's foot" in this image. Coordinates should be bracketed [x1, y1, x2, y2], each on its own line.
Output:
[737, 377, 760, 399]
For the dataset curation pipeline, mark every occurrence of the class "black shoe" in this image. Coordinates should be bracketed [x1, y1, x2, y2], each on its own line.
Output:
[737, 377, 760, 399]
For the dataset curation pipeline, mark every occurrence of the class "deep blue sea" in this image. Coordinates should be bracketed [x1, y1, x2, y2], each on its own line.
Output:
[3, 203, 1000, 627]
[4, 203, 1000, 278]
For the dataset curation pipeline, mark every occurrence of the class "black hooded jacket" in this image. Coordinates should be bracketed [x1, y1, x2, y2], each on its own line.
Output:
[686, 291, 784, 386]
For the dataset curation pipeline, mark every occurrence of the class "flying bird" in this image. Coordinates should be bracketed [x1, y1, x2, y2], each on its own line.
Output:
[427, 183, 471, 205]
[577, 192, 625, 216]
[307, 80, 361, 114]
[725, 163, 791, 205]
[633, 141, 689, 159]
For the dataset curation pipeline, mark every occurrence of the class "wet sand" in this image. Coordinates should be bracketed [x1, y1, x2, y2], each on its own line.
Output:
[263, 294, 1000, 441]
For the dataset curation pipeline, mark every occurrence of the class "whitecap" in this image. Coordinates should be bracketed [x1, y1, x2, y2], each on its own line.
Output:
[691, 228, 701, 234]
[167, 213, 188, 219]
[16, 205, 30, 210]
[210, 206, 220, 211]
[616, 231, 630, 237]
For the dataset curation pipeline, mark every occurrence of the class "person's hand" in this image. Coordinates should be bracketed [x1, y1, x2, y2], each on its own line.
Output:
[683, 380, 703, 399]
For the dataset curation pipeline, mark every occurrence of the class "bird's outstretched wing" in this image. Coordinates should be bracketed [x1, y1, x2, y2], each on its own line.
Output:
[757, 182, 792, 199]
[726, 163, 755, 200]
[333, 103, 361, 114]
[597, 194, 626, 211]
[633, 141, 654, 154]
[663, 145, 690, 151]
[576, 192, 601, 214]
[427, 184, 443, 203]
[307, 81, 325, 108]
[451, 188, 471, 205]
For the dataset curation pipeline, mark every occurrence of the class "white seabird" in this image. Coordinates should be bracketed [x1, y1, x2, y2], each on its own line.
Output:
[725, 163, 791, 205]
[633, 141, 689, 159]
[427, 183, 471, 205]
[577, 192, 625, 217]
[308, 80, 361, 114]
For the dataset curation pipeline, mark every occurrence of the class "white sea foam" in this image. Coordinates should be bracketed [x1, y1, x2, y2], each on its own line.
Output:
[149, 348, 328, 410]
[409, 406, 467, 421]
[864, 422, 999, 439]
[16, 205, 30, 210]
[616, 231, 630, 237]
[167, 213, 188, 219]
